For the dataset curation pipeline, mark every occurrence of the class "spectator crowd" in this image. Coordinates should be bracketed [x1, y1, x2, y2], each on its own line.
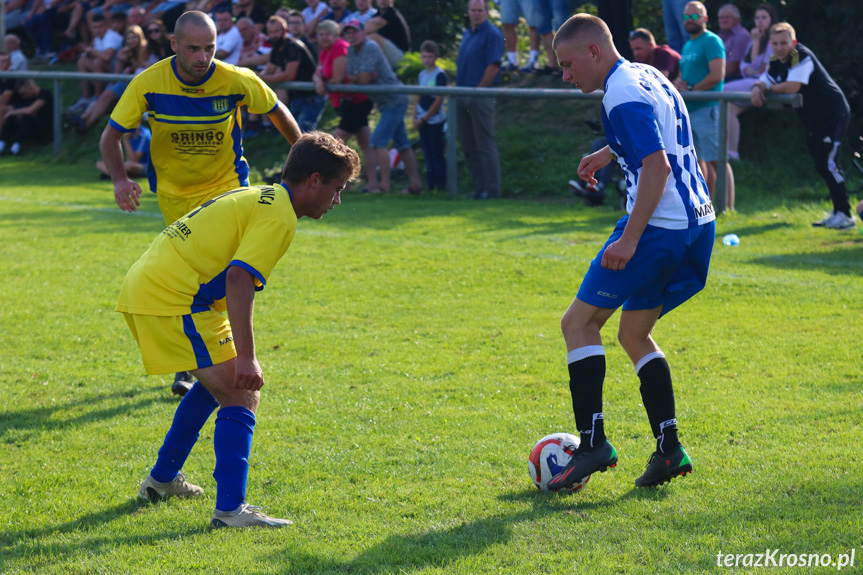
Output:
[0, 0, 854, 227]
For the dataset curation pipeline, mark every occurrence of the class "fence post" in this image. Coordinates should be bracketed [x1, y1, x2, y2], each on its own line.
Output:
[715, 99, 728, 213]
[446, 95, 458, 197]
[53, 79, 63, 157]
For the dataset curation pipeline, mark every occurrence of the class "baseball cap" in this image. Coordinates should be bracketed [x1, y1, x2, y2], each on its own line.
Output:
[341, 18, 363, 32]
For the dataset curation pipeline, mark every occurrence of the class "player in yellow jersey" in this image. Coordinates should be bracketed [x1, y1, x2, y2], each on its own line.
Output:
[123, 131, 361, 528]
[100, 10, 303, 395]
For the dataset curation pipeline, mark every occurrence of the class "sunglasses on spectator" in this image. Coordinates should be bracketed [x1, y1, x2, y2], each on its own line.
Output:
[629, 30, 649, 41]
[682, 13, 702, 21]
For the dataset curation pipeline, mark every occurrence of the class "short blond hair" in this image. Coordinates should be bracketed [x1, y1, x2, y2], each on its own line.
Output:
[553, 13, 611, 51]
[769, 22, 795, 40]
[316, 19, 340, 36]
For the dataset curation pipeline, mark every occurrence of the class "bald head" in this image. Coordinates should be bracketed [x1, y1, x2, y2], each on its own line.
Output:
[174, 10, 216, 40]
[685, 1, 707, 17]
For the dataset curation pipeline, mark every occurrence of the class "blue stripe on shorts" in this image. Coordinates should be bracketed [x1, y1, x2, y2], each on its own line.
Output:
[182, 314, 213, 369]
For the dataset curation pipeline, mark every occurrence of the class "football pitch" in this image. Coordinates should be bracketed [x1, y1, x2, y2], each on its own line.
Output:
[0, 159, 860, 574]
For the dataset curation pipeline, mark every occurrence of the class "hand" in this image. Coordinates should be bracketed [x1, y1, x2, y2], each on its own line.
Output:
[600, 236, 637, 270]
[234, 355, 265, 391]
[412, 118, 423, 130]
[673, 77, 688, 92]
[576, 147, 613, 188]
[750, 27, 761, 41]
[113, 179, 142, 212]
[750, 86, 765, 107]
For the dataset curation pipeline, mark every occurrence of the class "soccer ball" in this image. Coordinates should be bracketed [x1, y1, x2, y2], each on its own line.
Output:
[528, 433, 590, 494]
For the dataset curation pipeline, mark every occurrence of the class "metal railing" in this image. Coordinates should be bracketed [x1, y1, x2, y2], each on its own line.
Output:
[0, 70, 801, 212]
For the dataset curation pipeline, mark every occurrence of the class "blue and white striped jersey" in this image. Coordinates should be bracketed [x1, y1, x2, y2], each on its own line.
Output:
[601, 59, 715, 229]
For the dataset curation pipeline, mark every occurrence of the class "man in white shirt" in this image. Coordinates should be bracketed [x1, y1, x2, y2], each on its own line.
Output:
[215, 9, 243, 65]
[71, 14, 123, 112]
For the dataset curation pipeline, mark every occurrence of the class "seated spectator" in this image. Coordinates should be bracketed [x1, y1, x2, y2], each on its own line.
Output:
[237, 16, 270, 70]
[24, 0, 73, 58]
[144, 0, 185, 32]
[364, 0, 410, 70]
[127, 5, 145, 29]
[0, 79, 53, 155]
[716, 3, 750, 81]
[312, 19, 377, 187]
[5, 34, 28, 70]
[352, 0, 376, 25]
[258, 16, 323, 132]
[344, 18, 422, 194]
[412, 40, 446, 192]
[144, 19, 173, 60]
[58, 0, 89, 45]
[231, 0, 267, 32]
[0, 53, 16, 124]
[97, 114, 150, 178]
[109, 10, 127, 36]
[70, 23, 153, 132]
[3, 0, 32, 34]
[628, 27, 680, 81]
[283, 9, 317, 60]
[215, 9, 243, 65]
[302, 0, 328, 38]
[723, 2, 778, 161]
[320, 0, 352, 25]
[70, 14, 124, 113]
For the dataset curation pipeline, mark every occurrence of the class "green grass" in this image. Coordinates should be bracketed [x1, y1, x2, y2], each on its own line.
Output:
[0, 154, 861, 574]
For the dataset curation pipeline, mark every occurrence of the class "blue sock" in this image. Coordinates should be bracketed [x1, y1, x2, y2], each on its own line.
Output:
[150, 381, 219, 483]
[213, 405, 255, 512]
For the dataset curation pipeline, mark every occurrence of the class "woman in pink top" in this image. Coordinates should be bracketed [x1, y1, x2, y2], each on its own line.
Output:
[724, 3, 779, 161]
[313, 20, 377, 188]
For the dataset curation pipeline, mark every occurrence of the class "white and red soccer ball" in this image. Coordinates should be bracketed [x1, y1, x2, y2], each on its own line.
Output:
[528, 433, 590, 494]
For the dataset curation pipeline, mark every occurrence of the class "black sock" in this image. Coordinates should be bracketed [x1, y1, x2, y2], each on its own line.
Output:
[637, 353, 681, 454]
[567, 350, 606, 449]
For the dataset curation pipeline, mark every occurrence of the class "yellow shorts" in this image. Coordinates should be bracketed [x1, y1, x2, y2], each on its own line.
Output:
[123, 310, 237, 375]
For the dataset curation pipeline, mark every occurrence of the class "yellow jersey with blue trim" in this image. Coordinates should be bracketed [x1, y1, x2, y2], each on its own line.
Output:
[108, 57, 279, 201]
[116, 184, 297, 316]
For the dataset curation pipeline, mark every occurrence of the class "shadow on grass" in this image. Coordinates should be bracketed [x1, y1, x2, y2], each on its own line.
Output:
[0, 387, 173, 443]
[721, 222, 793, 238]
[748, 246, 863, 277]
[0, 498, 207, 568]
[260, 493, 613, 574]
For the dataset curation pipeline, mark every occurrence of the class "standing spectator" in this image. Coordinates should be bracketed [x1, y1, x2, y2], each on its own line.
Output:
[215, 9, 243, 65]
[24, 0, 70, 58]
[751, 23, 854, 230]
[499, 0, 540, 74]
[628, 28, 680, 81]
[532, 0, 569, 75]
[70, 13, 124, 113]
[0, 79, 53, 155]
[456, 0, 504, 200]
[673, 0, 734, 210]
[5, 35, 28, 70]
[723, 2, 777, 161]
[716, 4, 750, 81]
[352, 0, 377, 26]
[312, 19, 377, 188]
[258, 16, 323, 132]
[597, 0, 633, 61]
[364, 0, 409, 70]
[231, 0, 267, 32]
[320, 0, 352, 25]
[546, 13, 714, 493]
[99, 11, 302, 396]
[662, 0, 688, 54]
[412, 40, 447, 192]
[236, 16, 269, 70]
[344, 18, 422, 194]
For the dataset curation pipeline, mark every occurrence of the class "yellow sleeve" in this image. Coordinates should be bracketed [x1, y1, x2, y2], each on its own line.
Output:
[235, 66, 280, 115]
[229, 217, 296, 290]
[108, 75, 148, 133]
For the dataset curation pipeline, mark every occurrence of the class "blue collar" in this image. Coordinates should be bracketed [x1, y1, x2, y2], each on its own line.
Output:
[278, 182, 293, 203]
[603, 58, 626, 92]
[170, 56, 216, 86]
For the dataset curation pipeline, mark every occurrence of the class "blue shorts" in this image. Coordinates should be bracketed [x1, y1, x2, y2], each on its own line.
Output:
[533, 0, 570, 35]
[500, 0, 541, 27]
[690, 105, 720, 163]
[577, 216, 715, 317]
[370, 101, 410, 150]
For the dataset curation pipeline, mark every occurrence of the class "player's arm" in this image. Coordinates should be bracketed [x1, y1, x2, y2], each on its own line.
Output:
[99, 124, 143, 212]
[601, 149, 670, 271]
[226, 265, 264, 391]
[577, 145, 614, 187]
[266, 100, 301, 145]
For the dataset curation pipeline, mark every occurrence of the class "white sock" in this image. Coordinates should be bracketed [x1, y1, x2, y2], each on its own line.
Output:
[10, 142, 21, 155]
[0, 141, 5, 153]
[528, 50, 539, 63]
[506, 51, 517, 65]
